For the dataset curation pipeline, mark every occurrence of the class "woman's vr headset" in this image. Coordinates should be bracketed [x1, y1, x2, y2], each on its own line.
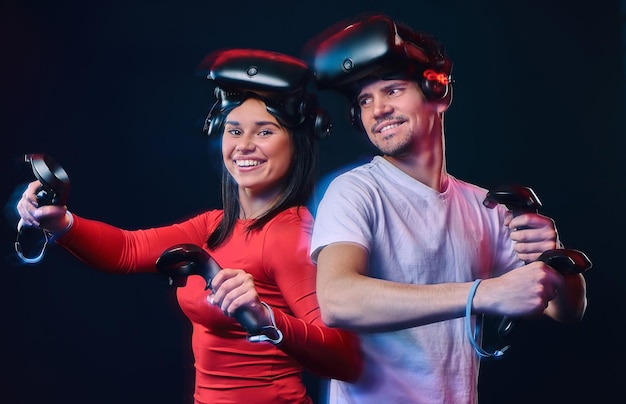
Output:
[302, 13, 453, 102]
[198, 49, 330, 138]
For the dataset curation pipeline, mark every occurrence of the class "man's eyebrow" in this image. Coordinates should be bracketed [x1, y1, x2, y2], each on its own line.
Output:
[356, 92, 371, 102]
[381, 81, 407, 90]
[359, 81, 408, 100]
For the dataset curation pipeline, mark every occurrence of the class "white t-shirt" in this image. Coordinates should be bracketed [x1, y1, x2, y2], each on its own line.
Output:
[311, 156, 523, 404]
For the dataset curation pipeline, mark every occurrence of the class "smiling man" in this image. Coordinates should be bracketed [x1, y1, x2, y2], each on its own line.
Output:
[304, 13, 587, 404]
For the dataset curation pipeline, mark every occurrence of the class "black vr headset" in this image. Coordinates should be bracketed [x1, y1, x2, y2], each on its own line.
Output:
[302, 13, 453, 103]
[198, 49, 331, 138]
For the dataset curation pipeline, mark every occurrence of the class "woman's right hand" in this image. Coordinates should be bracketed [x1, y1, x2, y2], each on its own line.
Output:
[16, 180, 70, 233]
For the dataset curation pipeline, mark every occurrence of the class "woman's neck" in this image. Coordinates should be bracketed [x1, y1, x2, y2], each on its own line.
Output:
[238, 187, 282, 219]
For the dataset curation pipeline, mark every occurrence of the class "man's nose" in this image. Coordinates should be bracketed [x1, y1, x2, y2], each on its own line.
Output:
[373, 98, 392, 117]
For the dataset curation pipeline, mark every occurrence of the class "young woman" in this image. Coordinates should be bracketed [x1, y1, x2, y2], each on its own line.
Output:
[16, 48, 362, 404]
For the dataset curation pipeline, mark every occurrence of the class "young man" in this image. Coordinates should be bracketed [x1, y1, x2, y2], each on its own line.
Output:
[304, 14, 587, 403]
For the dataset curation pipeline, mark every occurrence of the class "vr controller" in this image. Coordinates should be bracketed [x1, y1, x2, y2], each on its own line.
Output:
[483, 184, 542, 214]
[25, 153, 71, 206]
[468, 183, 593, 359]
[537, 248, 592, 275]
[156, 244, 263, 335]
[483, 184, 592, 336]
[15, 154, 71, 264]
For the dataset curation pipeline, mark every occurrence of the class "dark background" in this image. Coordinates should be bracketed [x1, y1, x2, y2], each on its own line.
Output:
[1, 0, 624, 403]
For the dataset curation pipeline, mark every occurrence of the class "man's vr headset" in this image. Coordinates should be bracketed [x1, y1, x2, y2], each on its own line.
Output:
[302, 13, 453, 102]
[197, 49, 330, 138]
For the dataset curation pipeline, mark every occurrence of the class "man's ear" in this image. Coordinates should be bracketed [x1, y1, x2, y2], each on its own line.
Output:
[435, 85, 453, 113]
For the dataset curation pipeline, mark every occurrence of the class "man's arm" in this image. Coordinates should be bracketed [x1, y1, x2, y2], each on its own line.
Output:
[316, 242, 580, 332]
[315, 242, 473, 332]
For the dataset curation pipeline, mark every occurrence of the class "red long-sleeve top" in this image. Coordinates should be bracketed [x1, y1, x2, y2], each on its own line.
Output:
[55, 206, 362, 404]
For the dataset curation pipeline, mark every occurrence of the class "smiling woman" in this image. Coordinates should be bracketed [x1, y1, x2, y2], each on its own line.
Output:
[222, 98, 293, 215]
[14, 48, 361, 404]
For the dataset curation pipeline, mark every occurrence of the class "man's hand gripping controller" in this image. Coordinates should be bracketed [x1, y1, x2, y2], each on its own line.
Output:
[155, 244, 263, 335]
[483, 184, 592, 336]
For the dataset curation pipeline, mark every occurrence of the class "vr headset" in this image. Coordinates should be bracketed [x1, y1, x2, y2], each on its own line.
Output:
[302, 13, 453, 102]
[198, 49, 330, 138]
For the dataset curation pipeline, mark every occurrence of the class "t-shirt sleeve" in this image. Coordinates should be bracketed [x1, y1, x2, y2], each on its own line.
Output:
[310, 174, 374, 263]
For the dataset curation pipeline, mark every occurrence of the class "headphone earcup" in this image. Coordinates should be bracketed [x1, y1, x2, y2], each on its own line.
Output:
[349, 104, 365, 132]
[205, 112, 225, 138]
[312, 107, 332, 138]
[204, 90, 225, 137]
[420, 77, 449, 102]
[300, 93, 332, 138]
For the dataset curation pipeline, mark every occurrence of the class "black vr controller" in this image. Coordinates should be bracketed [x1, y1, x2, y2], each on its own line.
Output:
[155, 244, 262, 335]
[15, 154, 71, 264]
[25, 153, 71, 206]
[487, 247, 591, 337]
[483, 184, 542, 215]
[483, 184, 592, 336]
[537, 248, 592, 275]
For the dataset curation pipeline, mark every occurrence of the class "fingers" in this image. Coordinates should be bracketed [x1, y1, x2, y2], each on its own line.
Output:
[16, 180, 70, 232]
[209, 269, 260, 316]
[512, 242, 555, 263]
[16, 181, 44, 227]
[508, 213, 556, 237]
[484, 262, 563, 317]
[524, 261, 563, 308]
[508, 213, 558, 261]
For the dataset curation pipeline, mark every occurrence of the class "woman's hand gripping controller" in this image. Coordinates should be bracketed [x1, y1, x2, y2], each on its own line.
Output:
[15, 154, 71, 264]
[156, 244, 262, 335]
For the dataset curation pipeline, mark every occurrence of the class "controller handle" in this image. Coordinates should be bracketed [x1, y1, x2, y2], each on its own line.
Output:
[15, 154, 71, 264]
[155, 244, 262, 335]
[483, 184, 542, 336]
[537, 248, 592, 274]
[25, 153, 71, 206]
[483, 184, 542, 214]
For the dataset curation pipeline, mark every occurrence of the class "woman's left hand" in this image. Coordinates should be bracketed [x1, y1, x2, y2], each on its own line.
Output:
[208, 268, 271, 325]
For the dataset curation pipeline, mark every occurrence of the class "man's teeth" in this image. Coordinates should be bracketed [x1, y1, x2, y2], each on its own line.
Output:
[380, 123, 399, 132]
[236, 160, 261, 167]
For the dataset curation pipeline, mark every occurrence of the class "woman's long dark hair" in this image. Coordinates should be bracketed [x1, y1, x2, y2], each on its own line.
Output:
[207, 112, 318, 249]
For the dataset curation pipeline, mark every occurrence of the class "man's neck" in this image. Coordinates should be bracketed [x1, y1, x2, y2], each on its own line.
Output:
[383, 147, 447, 192]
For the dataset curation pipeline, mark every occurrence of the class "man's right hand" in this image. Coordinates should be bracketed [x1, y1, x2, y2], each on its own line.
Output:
[474, 261, 564, 318]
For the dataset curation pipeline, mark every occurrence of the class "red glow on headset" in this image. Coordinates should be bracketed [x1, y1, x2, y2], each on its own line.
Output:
[423, 69, 449, 85]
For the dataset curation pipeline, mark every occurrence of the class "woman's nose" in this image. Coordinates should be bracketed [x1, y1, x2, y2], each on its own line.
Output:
[235, 137, 255, 152]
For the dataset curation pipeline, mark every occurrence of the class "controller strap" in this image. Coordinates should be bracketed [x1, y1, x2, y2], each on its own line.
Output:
[247, 302, 283, 345]
[15, 226, 50, 264]
[465, 279, 509, 359]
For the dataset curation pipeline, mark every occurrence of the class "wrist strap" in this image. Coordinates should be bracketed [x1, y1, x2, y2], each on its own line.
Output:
[464, 279, 509, 359]
[15, 228, 50, 264]
[14, 211, 73, 264]
[247, 302, 283, 345]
